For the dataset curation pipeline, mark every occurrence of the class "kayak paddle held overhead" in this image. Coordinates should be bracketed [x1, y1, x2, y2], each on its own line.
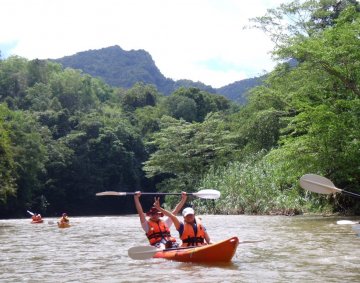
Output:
[95, 189, 221, 200]
[299, 174, 360, 199]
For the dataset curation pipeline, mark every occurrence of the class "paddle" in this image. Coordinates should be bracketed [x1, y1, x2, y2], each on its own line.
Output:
[128, 246, 158, 260]
[128, 239, 264, 260]
[299, 174, 360, 199]
[96, 189, 221, 200]
[27, 210, 35, 216]
[337, 220, 359, 225]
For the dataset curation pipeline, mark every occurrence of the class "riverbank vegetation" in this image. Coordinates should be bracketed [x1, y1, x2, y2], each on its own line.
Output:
[0, 0, 359, 217]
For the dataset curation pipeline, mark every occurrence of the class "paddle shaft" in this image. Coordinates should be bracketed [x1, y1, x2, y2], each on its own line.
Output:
[309, 179, 360, 198]
[124, 192, 193, 196]
[96, 189, 220, 199]
[340, 190, 360, 199]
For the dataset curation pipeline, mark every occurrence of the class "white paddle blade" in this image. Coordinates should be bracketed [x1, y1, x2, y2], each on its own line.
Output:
[95, 191, 127, 196]
[193, 189, 221, 199]
[128, 246, 158, 260]
[337, 220, 359, 225]
[27, 210, 34, 216]
[300, 174, 340, 195]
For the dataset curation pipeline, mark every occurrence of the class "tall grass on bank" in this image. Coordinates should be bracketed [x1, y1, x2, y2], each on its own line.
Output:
[193, 153, 333, 215]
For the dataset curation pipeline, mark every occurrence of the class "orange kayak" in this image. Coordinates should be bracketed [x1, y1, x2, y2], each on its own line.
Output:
[31, 219, 44, 224]
[153, 236, 239, 262]
[57, 222, 70, 228]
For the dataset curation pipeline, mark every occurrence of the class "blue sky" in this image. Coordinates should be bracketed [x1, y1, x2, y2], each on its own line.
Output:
[0, 0, 287, 88]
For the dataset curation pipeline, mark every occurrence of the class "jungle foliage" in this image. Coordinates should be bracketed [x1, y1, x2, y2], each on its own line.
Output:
[0, 0, 359, 217]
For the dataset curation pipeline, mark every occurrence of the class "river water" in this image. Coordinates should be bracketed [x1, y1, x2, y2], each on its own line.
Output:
[1, 215, 359, 283]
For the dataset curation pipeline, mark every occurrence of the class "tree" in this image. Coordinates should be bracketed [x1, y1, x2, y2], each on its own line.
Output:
[0, 107, 48, 216]
[249, 0, 359, 49]
[120, 82, 160, 111]
[245, 2, 360, 211]
[143, 113, 235, 192]
[163, 95, 197, 122]
[167, 87, 231, 122]
[0, 104, 16, 205]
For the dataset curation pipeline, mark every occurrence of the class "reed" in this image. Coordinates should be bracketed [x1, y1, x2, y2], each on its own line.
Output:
[195, 152, 333, 215]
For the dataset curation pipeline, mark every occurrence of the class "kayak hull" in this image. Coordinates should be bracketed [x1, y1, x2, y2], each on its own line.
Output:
[58, 222, 70, 228]
[31, 220, 44, 224]
[153, 236, 239, 262]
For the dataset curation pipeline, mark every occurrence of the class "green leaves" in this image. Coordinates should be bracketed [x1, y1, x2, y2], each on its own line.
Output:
[0, 104, 16, 204]
[143, 113, 235, 192]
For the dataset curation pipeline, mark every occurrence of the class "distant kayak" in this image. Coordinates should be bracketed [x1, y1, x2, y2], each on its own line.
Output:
[57, 222, 70, 228]
[153, 236, 239, 262]
[31, 219, 44, 224]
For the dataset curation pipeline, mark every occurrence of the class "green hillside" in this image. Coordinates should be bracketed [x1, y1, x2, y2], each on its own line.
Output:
[52, 45, 257, 103]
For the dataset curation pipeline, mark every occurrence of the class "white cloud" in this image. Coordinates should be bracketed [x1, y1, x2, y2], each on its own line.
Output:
[0, 0, 286, 88]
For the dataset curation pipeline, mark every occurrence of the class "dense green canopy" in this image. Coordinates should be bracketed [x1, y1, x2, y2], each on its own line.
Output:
[0, 0, 359, 217]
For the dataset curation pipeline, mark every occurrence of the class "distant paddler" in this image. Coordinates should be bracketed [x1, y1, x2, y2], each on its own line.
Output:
[57, 212, 70, 228]
[31, 213, 43, 224]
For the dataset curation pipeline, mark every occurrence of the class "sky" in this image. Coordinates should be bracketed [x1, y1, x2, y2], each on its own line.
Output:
[1, 0, 287, 88]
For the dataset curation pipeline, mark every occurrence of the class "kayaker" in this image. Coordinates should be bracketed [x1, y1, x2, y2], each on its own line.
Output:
[134, 192, 187, 249]
[154, 200, 213, 247]
[31, 213, 42, 222]
[58, 212, 70, 225]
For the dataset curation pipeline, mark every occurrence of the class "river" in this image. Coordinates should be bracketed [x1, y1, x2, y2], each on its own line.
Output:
[0, 215, 359, 282]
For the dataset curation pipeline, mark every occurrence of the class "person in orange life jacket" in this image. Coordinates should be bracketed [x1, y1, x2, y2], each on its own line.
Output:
[59, 213, 69, 224]
[154, 200, 213, 247]
[134, 191, 187, 249]
[31, 213, 42, 222]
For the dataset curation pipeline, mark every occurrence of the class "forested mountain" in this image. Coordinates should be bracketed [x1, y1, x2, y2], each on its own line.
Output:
[216, 76, 265, 104]
[51, 45, 258, 103]
[52, 45, 217, 96]
[0, 0, 359, 218]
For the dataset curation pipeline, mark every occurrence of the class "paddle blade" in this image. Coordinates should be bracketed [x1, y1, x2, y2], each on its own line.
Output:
[128, 246, 158, 260]
[337, 220, 359, 225]
[300, 174, 340, 195]
[193, 189, 221, 199]
[27, 210, 34, 216]
[96, 191, 127, 196]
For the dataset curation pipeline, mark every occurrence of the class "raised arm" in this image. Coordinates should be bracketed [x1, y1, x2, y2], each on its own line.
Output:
[171, 192, 187, 215]
[154, 197, 181, 230]
[134, 191, 146, 224]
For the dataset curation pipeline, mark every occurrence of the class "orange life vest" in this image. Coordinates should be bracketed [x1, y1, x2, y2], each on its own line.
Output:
[180, 217, 206, 247]
[32, 215, 42, 221]
[59, 216, 69, 224]
[146, 219, 176, 246]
